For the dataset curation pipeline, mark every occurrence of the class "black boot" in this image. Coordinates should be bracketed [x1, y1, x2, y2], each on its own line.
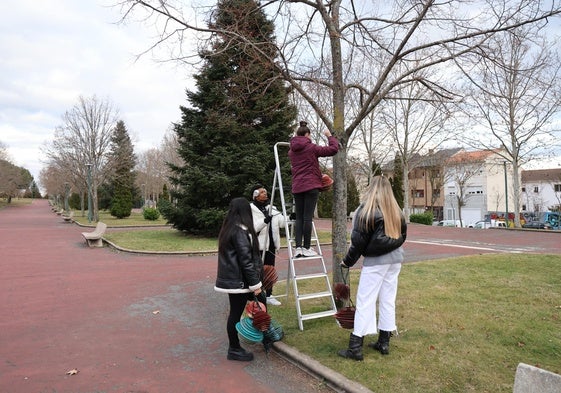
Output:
[337, 333, 364, 361]
[368, 330, 392, 355]
[227, 347, 254, 361]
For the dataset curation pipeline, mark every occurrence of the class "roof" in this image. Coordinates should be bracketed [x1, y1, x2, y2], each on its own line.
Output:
[447, 149, 502, 164]
[521, 168, 561, 182]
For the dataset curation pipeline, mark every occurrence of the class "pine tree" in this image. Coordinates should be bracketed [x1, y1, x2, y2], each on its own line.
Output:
[390, 154, 404, 208]
[108, 120, 136, 219]
[167, 0, 296, 235]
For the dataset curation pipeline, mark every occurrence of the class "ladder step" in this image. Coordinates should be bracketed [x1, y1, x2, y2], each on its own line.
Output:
[293, 255, 322, 260]
[294, 273, 328, 280]
[297, 291, 333, 300]
[300, 309, 337, 321]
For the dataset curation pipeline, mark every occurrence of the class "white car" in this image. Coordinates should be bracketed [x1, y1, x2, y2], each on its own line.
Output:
[468, 220, 490, 229]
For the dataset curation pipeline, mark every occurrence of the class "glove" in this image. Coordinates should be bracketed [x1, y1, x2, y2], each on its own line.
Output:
[264, 215, 272, 224]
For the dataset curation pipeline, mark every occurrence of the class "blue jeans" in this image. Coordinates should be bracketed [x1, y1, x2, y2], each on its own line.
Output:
[293, 189, 319, 249]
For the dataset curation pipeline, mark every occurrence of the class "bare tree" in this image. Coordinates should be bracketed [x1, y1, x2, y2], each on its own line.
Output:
[458, 24, 561, 227]
[117, 0, 561, 282]
[43, 95, 119, 221]
[134, 127, 183, 206]
[0, 141, 11, 162]
[377, 70, 457, 220]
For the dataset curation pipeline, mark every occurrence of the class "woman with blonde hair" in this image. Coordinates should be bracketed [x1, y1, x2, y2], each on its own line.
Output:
[338, 175, 407, 360]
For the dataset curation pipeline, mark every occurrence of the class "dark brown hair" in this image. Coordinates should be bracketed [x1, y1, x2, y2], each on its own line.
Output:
[296, 121, 310, 136]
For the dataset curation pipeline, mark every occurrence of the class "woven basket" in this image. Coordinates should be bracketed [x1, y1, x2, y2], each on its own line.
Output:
[263, 319, 284, 342]
[236, 317, 264, 343]
[334, 306, 356, 329]
[252, 308, 272, 332]
[262, 265, 278, 292]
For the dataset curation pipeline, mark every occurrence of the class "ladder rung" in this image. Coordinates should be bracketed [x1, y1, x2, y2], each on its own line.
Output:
[300, 309, 337, 321]
[294, 272, 328, 280]
[293, 255, 322, 260]
[297, 291, 333, 300]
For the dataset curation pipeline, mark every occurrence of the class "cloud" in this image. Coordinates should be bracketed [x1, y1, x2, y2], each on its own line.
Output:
[0, 0, 192, 184]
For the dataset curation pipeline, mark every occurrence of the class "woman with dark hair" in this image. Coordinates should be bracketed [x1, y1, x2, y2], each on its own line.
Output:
[214, 197, 264, 361]
[289, 121, 339, 257]
[338, 176, 407, 360]
[250, 185, 286, 305]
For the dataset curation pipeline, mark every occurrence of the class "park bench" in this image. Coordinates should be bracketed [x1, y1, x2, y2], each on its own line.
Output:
[81, 222, 107, 248]
[62, 211, 74, 223]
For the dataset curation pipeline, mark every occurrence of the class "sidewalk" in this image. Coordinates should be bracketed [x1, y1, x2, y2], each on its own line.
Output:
[0, 200, 369, 393]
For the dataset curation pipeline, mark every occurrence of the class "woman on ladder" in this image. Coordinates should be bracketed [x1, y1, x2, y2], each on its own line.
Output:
[288, 121, 339, 257]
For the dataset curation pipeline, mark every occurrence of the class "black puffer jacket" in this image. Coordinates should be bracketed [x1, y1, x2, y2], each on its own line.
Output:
[343, 206, 407, 267]
[214, 225, 263, 293]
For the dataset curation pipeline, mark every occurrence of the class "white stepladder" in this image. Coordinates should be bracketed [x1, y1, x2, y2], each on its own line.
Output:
[270, 142, 337, 331]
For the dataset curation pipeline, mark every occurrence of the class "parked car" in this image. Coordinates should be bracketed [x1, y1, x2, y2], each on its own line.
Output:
[468, 220, 490, 229]
[522, 221, 552, 230]
[436, 220, 462, 227]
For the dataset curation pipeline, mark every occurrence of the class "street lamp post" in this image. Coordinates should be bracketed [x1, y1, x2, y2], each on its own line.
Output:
[86, 164, 93, 223]
[141, 184, 146, 208]
[503, 161, 509, 227]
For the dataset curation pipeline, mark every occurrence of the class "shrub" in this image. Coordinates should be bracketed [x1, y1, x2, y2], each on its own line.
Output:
[410, 212, 433, 225]
[143, 207, 160, 221]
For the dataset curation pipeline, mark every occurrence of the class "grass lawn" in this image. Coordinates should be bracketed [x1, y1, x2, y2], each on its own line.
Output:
[267, 254, 561, 393]
[72, 209, 168, 227]
[103, 227, 334, 252]
[0, 198, 33, 209]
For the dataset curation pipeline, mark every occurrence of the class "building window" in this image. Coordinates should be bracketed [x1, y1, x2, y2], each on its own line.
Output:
[433, 189, 440, 198]
[522, 204, 527, 211]
[555, 184, 561, 192]
[521, 187, 526, 192]
[412, 189, 424, 198]
[534, 186, 539, 193]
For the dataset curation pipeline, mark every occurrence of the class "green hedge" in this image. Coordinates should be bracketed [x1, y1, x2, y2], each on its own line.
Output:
[409, 212, 433, 225]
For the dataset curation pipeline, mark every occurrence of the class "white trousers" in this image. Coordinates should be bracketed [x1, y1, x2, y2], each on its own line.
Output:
[352, 263, 402, 337]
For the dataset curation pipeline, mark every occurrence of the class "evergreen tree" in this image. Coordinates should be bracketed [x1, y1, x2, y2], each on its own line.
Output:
[390, 153, 404, 208]
[167, 0, 296, 235]
[371, 159, 383, 177]
[347, 170, 360, 214]
[108, 120, 136, 219]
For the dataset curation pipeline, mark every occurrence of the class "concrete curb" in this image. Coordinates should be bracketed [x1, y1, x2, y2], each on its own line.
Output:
[273, 342, 374, 393]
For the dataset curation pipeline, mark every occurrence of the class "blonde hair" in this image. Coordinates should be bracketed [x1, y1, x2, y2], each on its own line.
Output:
[356, 176, 403, 239]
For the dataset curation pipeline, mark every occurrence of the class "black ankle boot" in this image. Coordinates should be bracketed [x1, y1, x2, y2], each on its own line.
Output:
[338, 333, 364, 361]
[368, 330, 392, 355]
[227, 347, 254, 361]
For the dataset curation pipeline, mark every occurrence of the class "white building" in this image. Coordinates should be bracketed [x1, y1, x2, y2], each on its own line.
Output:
[520, 168, 561, 215]
[443, 149, 514, 226]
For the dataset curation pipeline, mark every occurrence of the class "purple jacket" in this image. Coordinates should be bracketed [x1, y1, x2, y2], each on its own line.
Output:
[288, 135, 339, 194]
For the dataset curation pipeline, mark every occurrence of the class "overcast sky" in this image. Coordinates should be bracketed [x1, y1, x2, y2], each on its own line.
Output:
[2, 1, 560, 188]
[0, 0, 193, 184]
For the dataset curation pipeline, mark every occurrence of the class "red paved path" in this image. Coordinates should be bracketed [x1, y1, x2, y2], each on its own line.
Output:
[0, 200, 333, 393]
[2, 200, 560, 393]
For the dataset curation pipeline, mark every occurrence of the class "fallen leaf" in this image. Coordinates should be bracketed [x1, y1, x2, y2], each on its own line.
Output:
[66, 369, 79, 375]
[152, 310, 160, 315]
[429, 345, 436, 351]
[517, 341, 525, 347]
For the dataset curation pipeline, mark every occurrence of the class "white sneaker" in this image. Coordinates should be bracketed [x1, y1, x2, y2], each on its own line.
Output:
[302, 247, 318, 257]
[266, 297, 282, 306]
[294, 247, 303, 257]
